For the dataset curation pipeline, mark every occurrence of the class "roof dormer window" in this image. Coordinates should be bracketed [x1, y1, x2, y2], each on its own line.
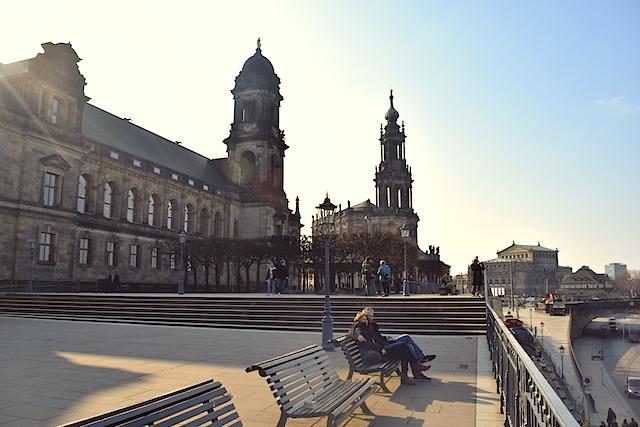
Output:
[188, 179, 194, 186]
[132, 159, 141, 167]
[171, 173, 179, 181]
[110, 151, 119, 160]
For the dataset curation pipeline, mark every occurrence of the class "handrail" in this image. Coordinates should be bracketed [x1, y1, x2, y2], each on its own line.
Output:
[487, 301, 579, 427]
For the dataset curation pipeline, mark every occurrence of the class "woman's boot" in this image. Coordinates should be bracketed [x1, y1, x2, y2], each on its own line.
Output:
[400, 373, 415, 385]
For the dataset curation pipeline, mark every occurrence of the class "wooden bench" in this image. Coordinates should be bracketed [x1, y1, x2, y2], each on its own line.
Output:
[59, 379, 242, 427]
[245, 344, 375, 427]
[332, 335, 400, 393]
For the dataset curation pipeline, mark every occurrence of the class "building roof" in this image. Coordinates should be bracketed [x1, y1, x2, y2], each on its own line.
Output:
[82, 104, 230, 188]
[561, 266, 608, 285]
[350, 199, 377, 209]
[498, 242, 557, 253]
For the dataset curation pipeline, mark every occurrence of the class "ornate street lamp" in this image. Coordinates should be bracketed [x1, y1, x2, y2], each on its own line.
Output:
[317, 194, 336, 351]
[559, 345, 565, 379]
[178, 231, 187, 295]
[540, 321, 545, 346]
[27, 241, 35, 293]
[400, 224, 410, 296]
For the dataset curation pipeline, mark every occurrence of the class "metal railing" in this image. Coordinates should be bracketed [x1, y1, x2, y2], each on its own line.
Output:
[487, 301, 580, 427]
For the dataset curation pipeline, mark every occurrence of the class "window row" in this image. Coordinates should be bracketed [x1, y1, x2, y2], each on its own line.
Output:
[37, 232, 178, 270]
[44, 172, 223, 236]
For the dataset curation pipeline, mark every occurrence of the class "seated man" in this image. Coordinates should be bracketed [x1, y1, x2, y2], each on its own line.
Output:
[361, 307, 436, 364]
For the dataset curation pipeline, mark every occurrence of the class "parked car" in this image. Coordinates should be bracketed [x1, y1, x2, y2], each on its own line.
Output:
[626, 376, 640, 398]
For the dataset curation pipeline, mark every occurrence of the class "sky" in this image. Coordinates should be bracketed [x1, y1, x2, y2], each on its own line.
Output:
[2, 1, 639, 274]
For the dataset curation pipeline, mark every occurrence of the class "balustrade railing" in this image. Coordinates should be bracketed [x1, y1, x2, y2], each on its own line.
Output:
[487, 301, 580, 427]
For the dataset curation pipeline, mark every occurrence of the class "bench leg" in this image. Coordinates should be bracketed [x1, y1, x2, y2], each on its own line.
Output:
[346, 366, 354, 380]
[326, 415, 337, 427]
[276, 412, 288, 427]
[378, 371, 392, 393]
[360, 401, 374, 416]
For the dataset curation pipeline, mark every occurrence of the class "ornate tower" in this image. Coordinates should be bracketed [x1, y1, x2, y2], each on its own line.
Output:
[224, 39, 287, 207]
[375, 91, 414, 211]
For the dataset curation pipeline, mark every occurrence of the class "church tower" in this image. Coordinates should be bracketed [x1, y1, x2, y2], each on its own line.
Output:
[224, 39, 287, 208]
[375, 90, 414, 214]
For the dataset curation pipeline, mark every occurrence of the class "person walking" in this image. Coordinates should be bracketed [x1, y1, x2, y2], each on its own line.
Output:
[265, 264, 276, 294]
[629, 417, 638, 427]
[622, 419, 629, 427]
[607, 408, 617, 427]
[377, 260, 392, 297]
[470, 257, 485, 297]
[274, 261, 287, 294]
[361, 257, 377, 296]
[112, 270, 120, 292]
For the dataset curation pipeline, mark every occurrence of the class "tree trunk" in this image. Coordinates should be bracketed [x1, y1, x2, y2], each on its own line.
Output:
[204, 264, 209, 289]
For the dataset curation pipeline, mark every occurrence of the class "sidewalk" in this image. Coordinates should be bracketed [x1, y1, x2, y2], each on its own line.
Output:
[0, 316, 502, 426]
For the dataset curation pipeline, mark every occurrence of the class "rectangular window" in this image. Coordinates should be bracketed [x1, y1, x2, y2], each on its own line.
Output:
[170, 252, 176, 270]
[38, 232, 54, 263]
[202, 185, 209, 191]
[132, 159, 141, 167]
[151, 247, 159, 269]
[43, 172, 58, 207]
[79, 238, 90, 265]
[188, 179, 194, 186]
[50, 98, 59, 124]
[110, 151, 119, 160]
[106, 241, 117, 266]
[171, 173, 179, 181]
[129, 244, 139, 267]
[153, 166, 161, 174]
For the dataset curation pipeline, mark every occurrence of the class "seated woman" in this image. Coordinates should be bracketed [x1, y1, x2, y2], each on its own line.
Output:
[350, 312, 430, 384]
[361, 307, 436, 364]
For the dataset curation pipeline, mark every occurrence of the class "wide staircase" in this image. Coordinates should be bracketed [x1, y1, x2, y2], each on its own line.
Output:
[0, 294, 486, 335]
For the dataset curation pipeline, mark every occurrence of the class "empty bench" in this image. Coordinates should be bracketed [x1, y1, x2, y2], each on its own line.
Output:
[246, 344, 375, 427]
[332, 335, 400, 393]
[59, 379, 241, 427]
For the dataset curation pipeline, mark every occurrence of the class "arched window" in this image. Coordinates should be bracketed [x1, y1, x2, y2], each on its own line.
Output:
[199, 208, 209, 236]
[386, 187, 391, 208]
[103, 182, 113, 218]
[397, 188, 402, 208]
[213, 212, 222, 237]
[126, 189, 137, 223]
[239, 151, 257, 185]
[183, 204, 194, 233]
[77, 175, 87, 213]
[147, 194, 157, 226]
[167, 200, 175, 230]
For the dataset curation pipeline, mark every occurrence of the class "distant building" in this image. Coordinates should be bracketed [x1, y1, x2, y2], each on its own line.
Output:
[484, 241, 571, 296]
[557, 266, 611, 300]
[605, 263, 628, 280]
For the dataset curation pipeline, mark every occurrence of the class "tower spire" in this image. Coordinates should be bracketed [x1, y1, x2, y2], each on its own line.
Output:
[389, 89, 394, 107]
[257, 37, 261, 50]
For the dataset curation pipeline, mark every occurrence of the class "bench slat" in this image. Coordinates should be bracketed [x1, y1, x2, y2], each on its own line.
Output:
[289, 380, 370, 416]
[120, 387, 229, 427]
[266, 353, 332, 382]
[245, 345, 320, 374]
[171, 402, 239, 427]
[261, 350, 328, 377]
[150, 395, 234, 427]
[276, 372, 339, 406]
[271, 367, 339, 399]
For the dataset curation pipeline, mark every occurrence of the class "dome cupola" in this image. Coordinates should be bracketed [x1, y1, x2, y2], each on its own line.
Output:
[384, 89, 399, 123]
[233, 38, 281, 94]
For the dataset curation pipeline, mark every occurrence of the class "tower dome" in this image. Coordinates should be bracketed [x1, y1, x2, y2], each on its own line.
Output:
[233, 39, 281, 93]
[384, 90, 399, 123]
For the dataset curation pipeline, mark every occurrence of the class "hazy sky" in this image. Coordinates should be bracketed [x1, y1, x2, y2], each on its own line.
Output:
[2, 1, 639, 274]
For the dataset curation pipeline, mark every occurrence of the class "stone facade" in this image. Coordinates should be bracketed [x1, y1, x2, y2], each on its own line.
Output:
[484, 242, 570, 296]
[0, 42, 300, 286]
[557, 266, 611, 300]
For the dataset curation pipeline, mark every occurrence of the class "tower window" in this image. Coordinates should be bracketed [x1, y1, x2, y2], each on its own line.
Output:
[43, 172, 58, 207]
[386, 187, 391, 208]
[79, 238, 90, 265]
[242, 109, 247, 123]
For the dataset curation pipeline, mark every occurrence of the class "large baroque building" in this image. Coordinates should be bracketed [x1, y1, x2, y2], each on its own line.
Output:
[0, 41, 300, 286]
[484, 242, 572, 296]
[311, 91, 449, 283]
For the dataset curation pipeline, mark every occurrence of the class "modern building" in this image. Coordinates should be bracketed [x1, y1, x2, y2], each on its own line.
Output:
[605, 263, 628, 281]
[484, 241, 571, 296]
[0, 41, 301, 287]
[557, 266, 611, 300]
[311, 91, 449, 284]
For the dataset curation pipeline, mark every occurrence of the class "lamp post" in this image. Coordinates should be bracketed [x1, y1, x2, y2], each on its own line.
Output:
[559, 345, 565, 379]
[178, 231, 187, 295]
[540, 321, 545, 347]
[27, 241, 35, 293]
[317, 194, 336, 351]
[400, 224, 410, 297]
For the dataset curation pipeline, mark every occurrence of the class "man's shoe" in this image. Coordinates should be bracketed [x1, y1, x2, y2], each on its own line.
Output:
[421, 355, 436, 363]
[400, 376, 415, 385]
[414, 373, 432, 381]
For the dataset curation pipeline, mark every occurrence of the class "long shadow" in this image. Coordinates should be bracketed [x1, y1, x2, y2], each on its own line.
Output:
[1, 316, 498, 426]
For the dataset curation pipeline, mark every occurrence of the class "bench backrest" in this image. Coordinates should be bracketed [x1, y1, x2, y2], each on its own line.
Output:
[246, 345, 338, 414]
[59, 379, 241, 427]
[332, 335, 367, 370]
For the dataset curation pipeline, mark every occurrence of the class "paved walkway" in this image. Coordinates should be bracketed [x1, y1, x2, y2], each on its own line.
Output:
[0, 316, 502, 426]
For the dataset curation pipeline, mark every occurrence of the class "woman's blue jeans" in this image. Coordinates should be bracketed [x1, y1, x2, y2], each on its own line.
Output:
[394, 334, 425, 361]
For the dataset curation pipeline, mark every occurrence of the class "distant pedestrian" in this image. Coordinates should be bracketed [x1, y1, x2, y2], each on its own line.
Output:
[274, 262, 287, 294]
[377, 260, 391, 297]
[112, 270, 120, 292]
[601, 421, 607, 427]
[361, 257, 377, 296]
[629, 418, 638, 427]
[622, 419, 629, 427]
[608, 408, 617, 427]
[265, 264, 276, 294]
[470, 257, 485, 297]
